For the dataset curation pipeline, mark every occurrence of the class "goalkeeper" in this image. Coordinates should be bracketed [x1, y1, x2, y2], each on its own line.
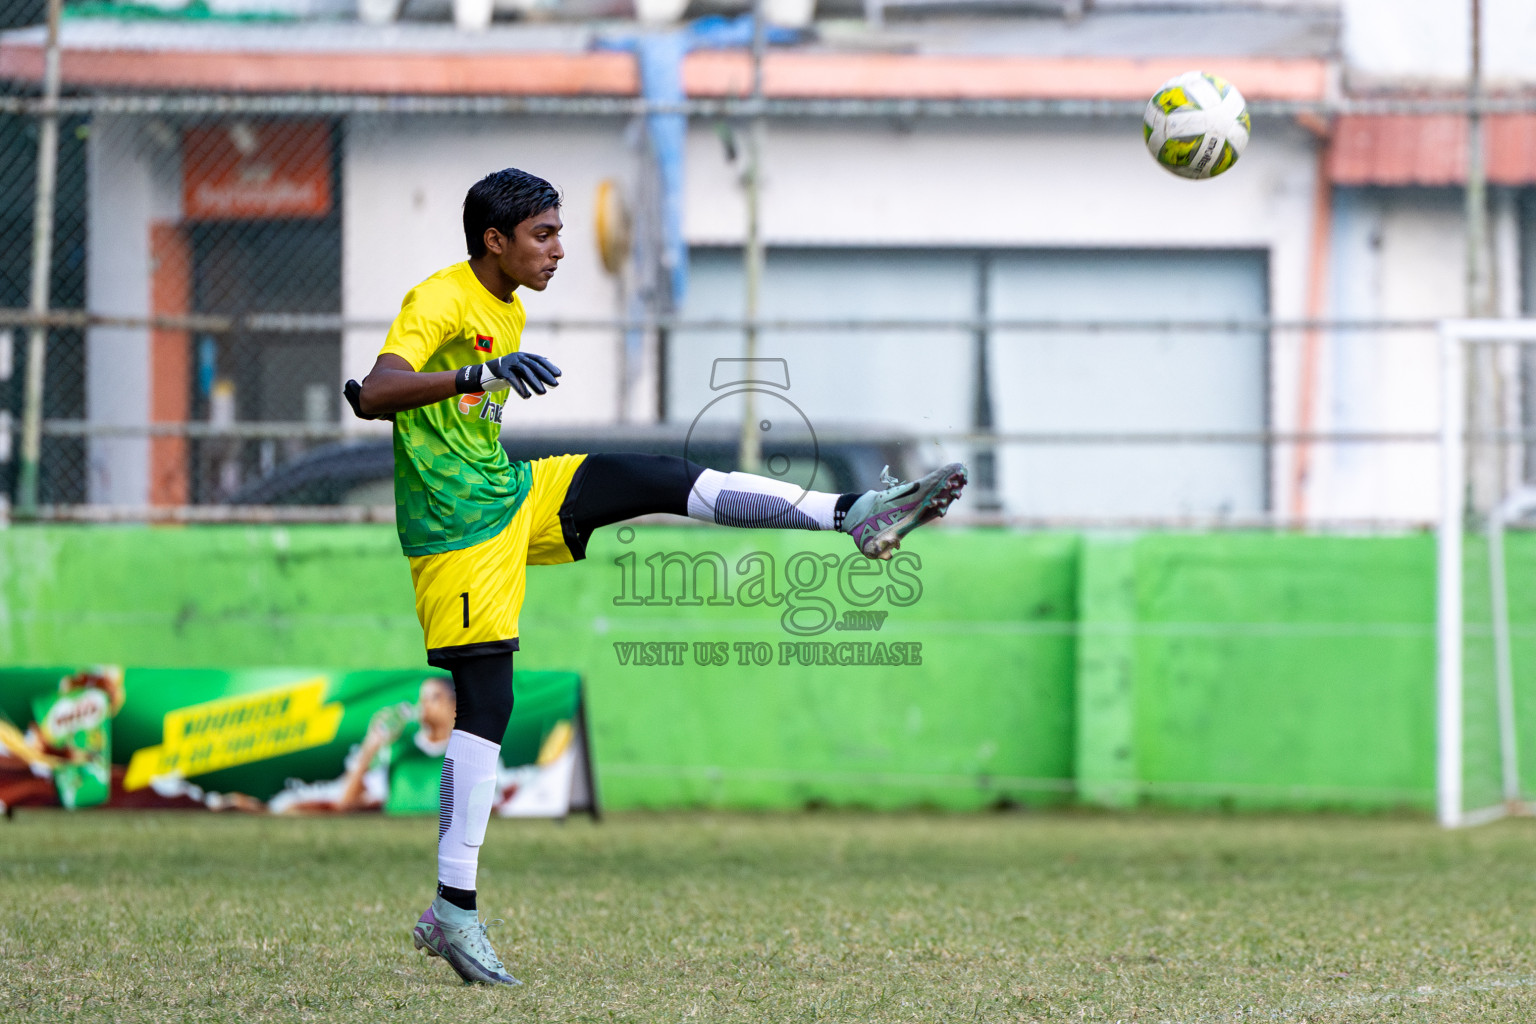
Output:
[347, 167, 967, 986]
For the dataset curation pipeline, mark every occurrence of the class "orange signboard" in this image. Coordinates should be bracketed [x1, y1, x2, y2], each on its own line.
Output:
[183, 120, 332, 220]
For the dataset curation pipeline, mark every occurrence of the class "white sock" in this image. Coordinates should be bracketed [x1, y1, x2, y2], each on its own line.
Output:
[686, 469, 842, 530]
[436, 729, 501, 892]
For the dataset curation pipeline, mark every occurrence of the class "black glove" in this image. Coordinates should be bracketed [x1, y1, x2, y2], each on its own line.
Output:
[455, 352, 562, 400]
[343, 379, 394, 421]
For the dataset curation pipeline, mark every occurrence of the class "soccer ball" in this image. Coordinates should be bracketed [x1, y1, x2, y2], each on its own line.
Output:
[1142, 71, 1251, 180]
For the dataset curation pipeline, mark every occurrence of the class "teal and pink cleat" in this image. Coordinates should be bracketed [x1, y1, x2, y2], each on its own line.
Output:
[412, 898, 522, 986]
[842, 462, 968, 560]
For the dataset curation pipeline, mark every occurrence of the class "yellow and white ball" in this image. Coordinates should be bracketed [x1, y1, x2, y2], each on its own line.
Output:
[1143, 71, 1251, 180]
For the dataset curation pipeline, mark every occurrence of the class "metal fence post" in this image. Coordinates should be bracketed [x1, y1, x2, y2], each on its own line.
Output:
[16, 0, 63, 518]
[736, 0, 767, 475]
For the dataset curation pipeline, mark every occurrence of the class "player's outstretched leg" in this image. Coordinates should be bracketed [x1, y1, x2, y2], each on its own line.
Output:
[412, 654, 521, 986]
[564, 454, 967, 560]
[840, 462, 968, 561]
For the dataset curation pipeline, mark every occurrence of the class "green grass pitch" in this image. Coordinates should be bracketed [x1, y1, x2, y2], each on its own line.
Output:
[3, 811, 1535, 1022]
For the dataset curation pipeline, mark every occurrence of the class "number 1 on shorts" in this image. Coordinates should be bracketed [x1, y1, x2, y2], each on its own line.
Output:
[460, 591, 469, 628]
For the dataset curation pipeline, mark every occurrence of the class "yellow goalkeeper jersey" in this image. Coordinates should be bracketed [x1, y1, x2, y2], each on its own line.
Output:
[379, 262, 532, 557]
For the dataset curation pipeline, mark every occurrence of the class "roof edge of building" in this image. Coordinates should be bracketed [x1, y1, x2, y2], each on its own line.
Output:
[0, 42, 1329, 101]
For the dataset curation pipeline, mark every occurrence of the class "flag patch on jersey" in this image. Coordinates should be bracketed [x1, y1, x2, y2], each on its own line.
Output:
[474, 333, 494, 353]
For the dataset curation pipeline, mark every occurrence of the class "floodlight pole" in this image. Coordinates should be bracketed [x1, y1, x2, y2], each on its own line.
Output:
[1465, 0, 1491, 320]
[16, 0, 63, 519]
[1463, 0, 1505, 514]
[737, 0, 766, 474]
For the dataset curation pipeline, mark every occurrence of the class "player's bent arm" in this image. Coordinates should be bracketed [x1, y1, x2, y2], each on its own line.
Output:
[357, 354, 458, 416]
[352, 351, 564, 418]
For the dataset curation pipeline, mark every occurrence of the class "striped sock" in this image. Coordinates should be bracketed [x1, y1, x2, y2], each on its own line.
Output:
[686, 469, 843, 530]
[436, 729, 500, 892]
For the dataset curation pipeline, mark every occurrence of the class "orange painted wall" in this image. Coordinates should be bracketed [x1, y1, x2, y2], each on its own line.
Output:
[149, 222, 190, 507]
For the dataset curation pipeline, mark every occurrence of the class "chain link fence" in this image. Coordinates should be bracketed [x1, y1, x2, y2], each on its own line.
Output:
[2, 33, 1533, 527]
[1, 89, 87, 507]
[2, 90, 351, 514]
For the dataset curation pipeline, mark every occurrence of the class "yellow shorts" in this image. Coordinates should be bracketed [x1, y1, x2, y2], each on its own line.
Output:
[409, 453, 587, 666]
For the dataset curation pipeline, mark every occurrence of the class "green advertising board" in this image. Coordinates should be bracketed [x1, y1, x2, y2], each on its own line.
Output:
[0, 666, 595, 817]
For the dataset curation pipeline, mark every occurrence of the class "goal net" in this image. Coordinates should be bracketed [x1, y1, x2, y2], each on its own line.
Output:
[1439, 320, 1536, 826]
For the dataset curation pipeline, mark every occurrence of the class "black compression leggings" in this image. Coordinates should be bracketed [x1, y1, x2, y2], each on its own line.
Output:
[448, 653, 514, 743]
[447, 454, 705, 743]
[560, 453, 707, 555]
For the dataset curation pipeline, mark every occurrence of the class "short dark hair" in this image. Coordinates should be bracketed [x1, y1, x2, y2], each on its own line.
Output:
[463, 168, 562, 258]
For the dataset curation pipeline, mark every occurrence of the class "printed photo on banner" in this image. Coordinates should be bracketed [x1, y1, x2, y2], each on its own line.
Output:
[0, 666, 597, 820]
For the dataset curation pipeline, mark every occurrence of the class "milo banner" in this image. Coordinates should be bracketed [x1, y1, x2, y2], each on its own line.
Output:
[0, 667, 597, 819]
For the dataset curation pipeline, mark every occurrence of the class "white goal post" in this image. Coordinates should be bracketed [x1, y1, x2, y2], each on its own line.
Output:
[1438, 319, 1536, 827]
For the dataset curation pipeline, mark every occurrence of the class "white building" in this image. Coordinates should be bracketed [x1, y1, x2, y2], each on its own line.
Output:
[1, 0, 1532, 522]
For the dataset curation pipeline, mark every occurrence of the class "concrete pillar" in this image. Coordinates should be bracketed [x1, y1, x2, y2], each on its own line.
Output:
[86, 115, 181, 505]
